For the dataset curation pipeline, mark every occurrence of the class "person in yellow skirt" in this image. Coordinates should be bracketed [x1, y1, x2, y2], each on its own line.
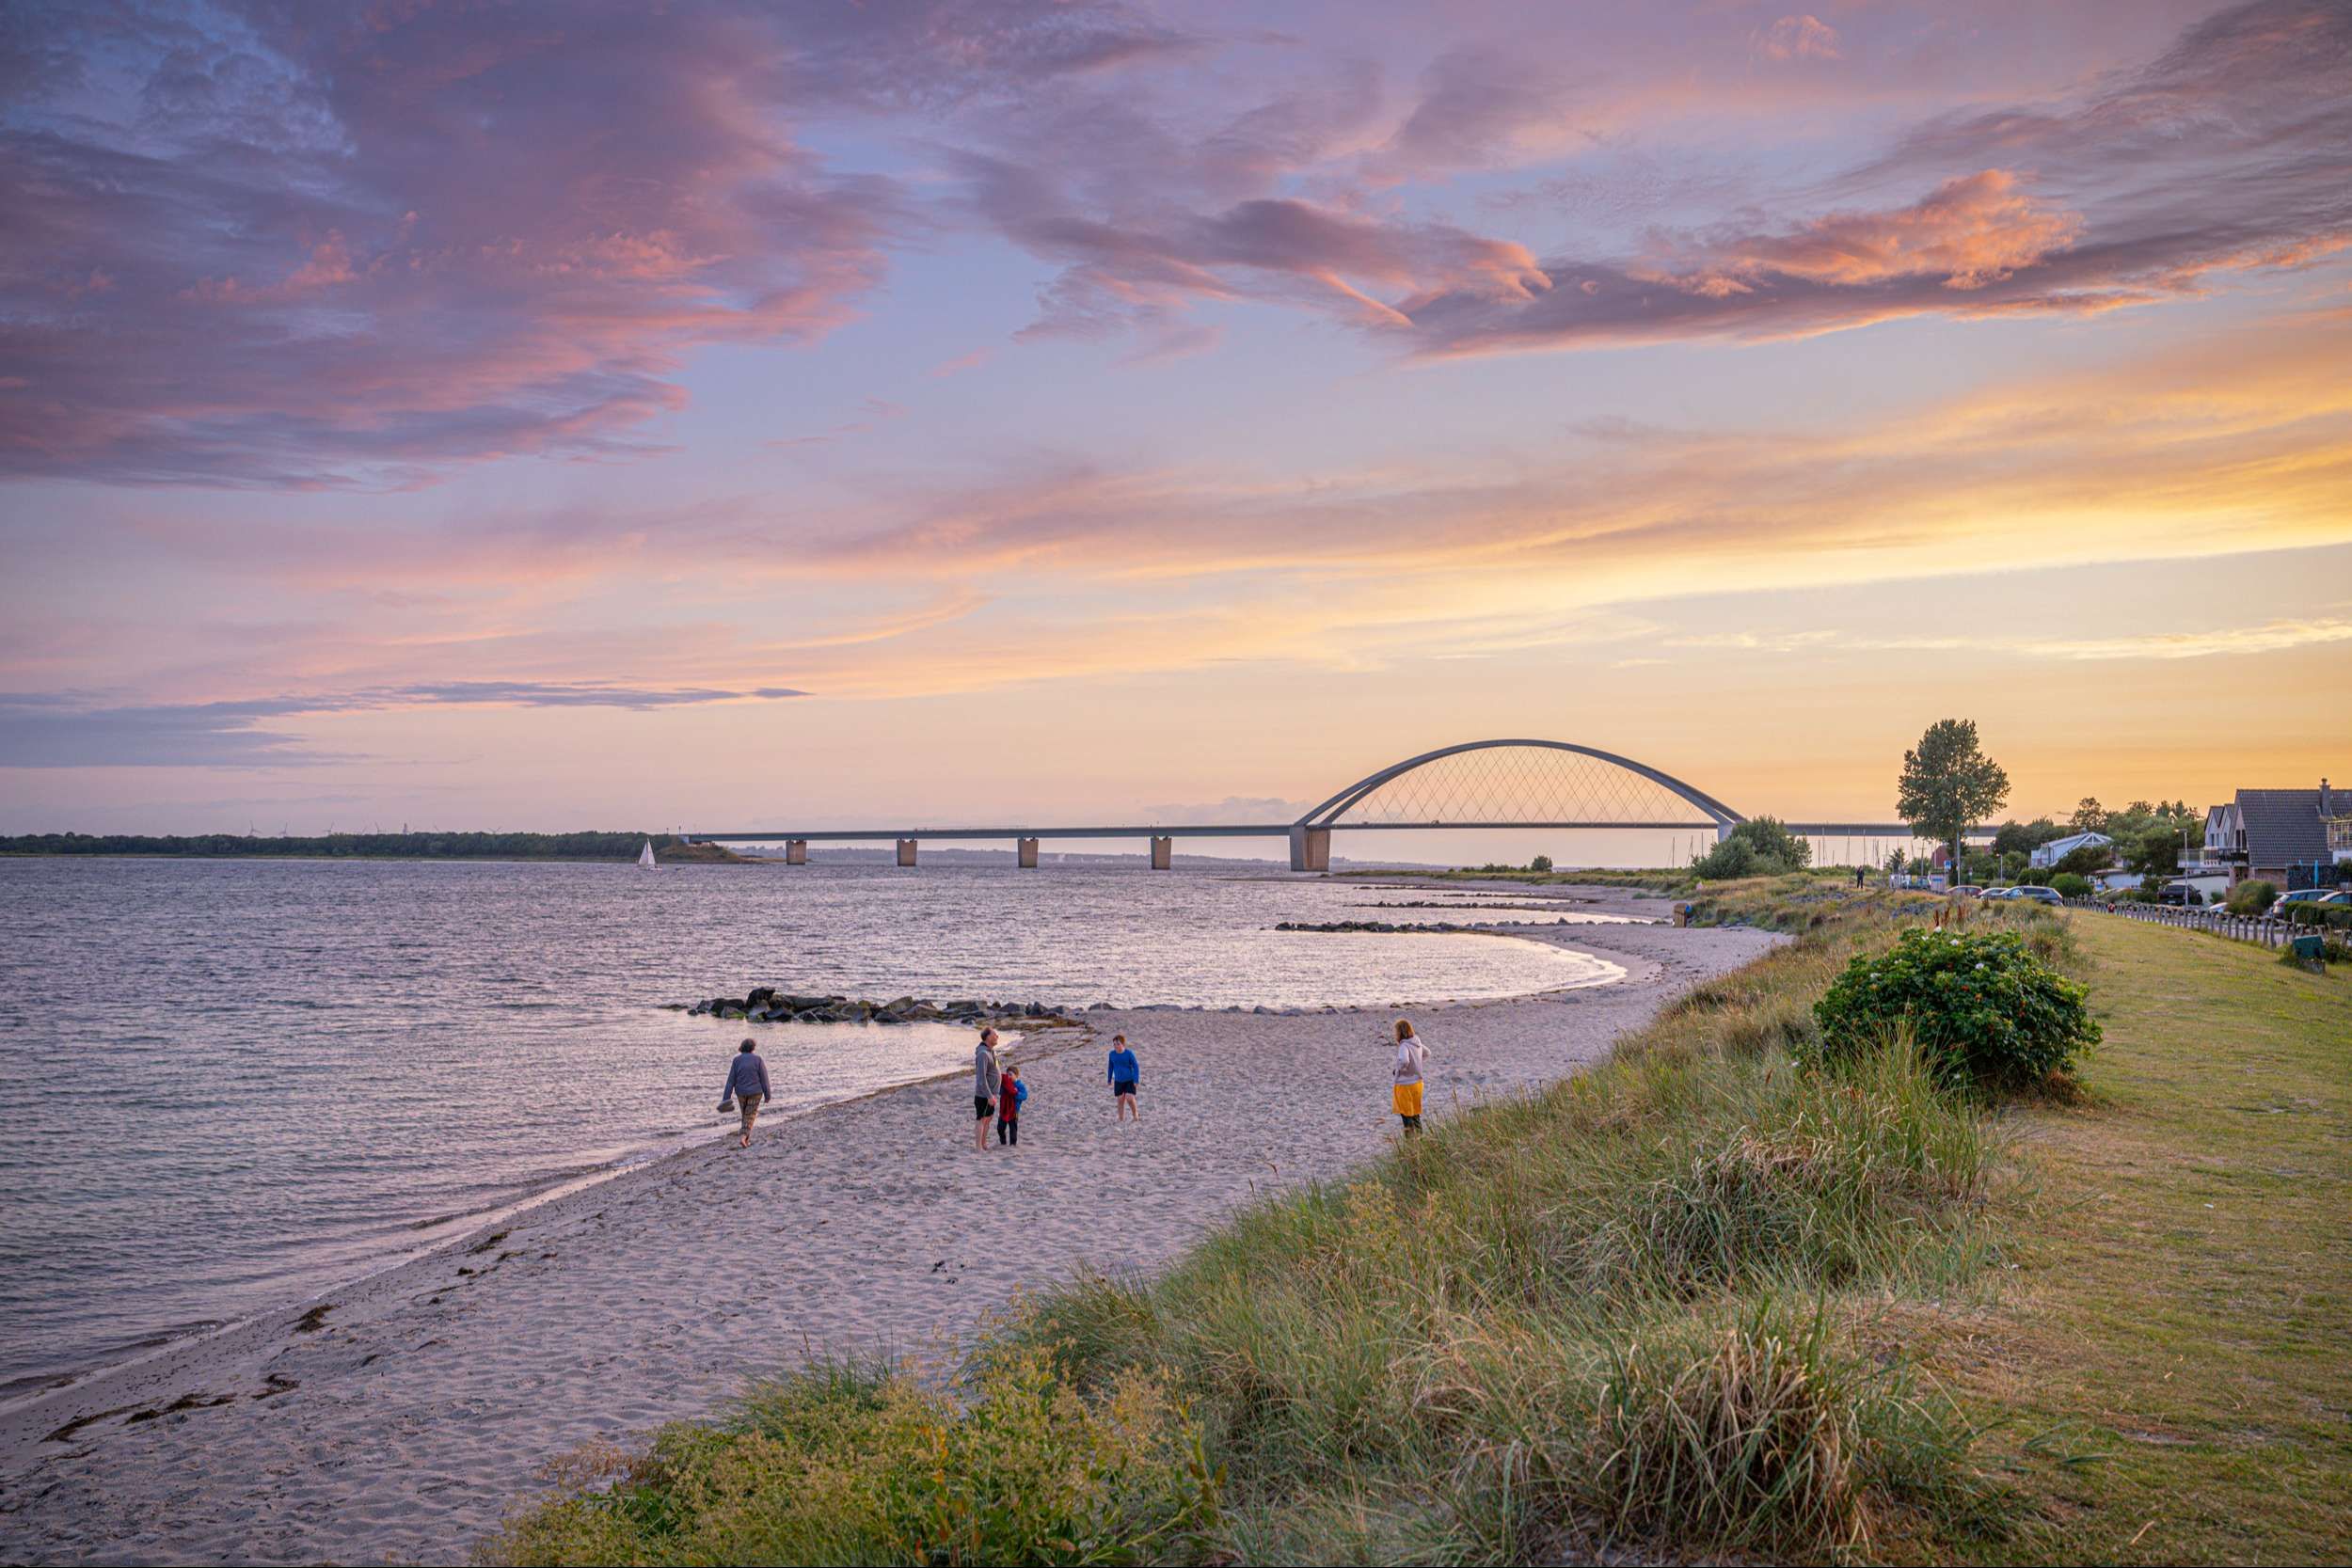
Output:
[1391, 1019, 1429, 1135]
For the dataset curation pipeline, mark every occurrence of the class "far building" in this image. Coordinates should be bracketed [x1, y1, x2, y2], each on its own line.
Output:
[2030, 830, 2114, 869]
[2201, 778, 2345, 889]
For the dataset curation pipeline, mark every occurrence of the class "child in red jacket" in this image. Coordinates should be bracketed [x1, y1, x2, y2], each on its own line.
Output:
[995, 1066, 1026, 1146]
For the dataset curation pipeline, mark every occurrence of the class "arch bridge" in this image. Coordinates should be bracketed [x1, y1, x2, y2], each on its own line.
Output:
[692, 737, 1923, 869]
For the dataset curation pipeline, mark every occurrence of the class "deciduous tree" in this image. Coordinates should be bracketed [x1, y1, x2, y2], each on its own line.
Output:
[1898, 720, 2010, 883]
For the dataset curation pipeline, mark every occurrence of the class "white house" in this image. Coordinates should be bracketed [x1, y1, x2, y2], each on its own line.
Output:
[2031, 830, 2114, 869]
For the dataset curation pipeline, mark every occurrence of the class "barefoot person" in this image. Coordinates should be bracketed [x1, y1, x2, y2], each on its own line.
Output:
[719, 1038, 770, 1149]
[1391, 1020, 1428, 1136]
[973, 1027, 1001, 1152]
[1106, 1033, 1139, 1122]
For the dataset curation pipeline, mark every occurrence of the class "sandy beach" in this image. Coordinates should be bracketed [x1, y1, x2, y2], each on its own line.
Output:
[0, 883, 1778, 1566]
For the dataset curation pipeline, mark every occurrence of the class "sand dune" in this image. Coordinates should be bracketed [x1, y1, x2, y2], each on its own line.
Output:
[0, 884, 1778, 1565]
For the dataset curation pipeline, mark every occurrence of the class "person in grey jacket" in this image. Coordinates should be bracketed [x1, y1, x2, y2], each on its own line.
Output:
[721, 1038, 771, 1148]
[973, 1028, 1001, 1152]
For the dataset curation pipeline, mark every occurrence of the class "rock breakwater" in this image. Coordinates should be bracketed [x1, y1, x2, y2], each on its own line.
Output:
[675, 988, 1079, 1027]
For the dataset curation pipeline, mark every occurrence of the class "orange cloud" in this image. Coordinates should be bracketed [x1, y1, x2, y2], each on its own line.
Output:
[1683, 170, 2081, 292]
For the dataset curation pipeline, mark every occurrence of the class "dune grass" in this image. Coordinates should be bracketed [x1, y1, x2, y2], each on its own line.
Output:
[490, 880, 2352, 1564]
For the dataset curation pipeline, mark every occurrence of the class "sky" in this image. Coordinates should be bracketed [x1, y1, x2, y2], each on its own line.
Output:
[3, 0, 2348, 853]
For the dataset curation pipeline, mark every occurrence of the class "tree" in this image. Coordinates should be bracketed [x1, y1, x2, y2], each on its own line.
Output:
[1529, 854, 1553, 872]
[2071, 797, 2107, 833]
[2124, 826, 2179, 882]
[1689, 817, 1812, 879]
[2053, 842, 2114, 878]
[1993, 817, 2064, 858]
[1898, 720, 2010, 885]
[1885, 846, 1907, 874]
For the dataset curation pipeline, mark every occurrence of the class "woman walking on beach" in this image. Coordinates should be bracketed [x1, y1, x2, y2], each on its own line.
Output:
[720, 1038, 770, 1149]
[974, 1027, 1001, 1152]
[1391, 1020, 1428, 1136]
[1107, 1034, 1139, 1122]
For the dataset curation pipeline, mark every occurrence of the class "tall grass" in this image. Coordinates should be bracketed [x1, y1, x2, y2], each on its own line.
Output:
[491, 884, 2054, 1565]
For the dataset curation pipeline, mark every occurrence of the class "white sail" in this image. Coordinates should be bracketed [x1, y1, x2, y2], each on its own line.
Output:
[638, 839, 657, 868]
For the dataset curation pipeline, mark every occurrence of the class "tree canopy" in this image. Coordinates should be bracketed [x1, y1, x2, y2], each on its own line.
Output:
[1691, 816, 1813, 879]
[1897, 720, 2010, 875]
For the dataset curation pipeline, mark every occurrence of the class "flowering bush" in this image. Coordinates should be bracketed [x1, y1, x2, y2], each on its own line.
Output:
[1808, 928, 2097, 1091]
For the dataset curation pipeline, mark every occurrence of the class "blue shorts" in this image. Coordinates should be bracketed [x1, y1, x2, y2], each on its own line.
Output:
[1112, 1080, 1137, 1097]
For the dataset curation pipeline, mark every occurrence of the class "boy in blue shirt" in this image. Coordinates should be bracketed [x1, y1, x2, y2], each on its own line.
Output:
[1107, 1034, 1139, 1123]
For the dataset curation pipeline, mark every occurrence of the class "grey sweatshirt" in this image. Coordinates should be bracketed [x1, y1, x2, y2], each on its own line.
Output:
[974, 1041, 1000, 1098]
[724, 1053, 771, 1101]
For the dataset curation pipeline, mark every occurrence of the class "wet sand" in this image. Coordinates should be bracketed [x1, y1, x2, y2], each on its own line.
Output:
[0, 883, 1778, 1565]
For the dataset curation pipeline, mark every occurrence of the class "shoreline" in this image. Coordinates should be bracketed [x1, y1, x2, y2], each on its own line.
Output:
[0, 883, 1779, 1566]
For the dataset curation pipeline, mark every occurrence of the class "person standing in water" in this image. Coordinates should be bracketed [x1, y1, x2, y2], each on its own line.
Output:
[973, 1027, 1001, 1152]
[1391, 1020, 1428, 1136]
[720, 1038, 770, 1149]
[1106, 1033, 1140, 1122]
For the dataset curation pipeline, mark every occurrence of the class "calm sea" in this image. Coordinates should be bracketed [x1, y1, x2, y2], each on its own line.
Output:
[0, 858, 1625, 1398]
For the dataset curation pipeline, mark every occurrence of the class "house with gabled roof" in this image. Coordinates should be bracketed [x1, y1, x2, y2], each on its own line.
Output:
[2230, 779, 2344, 889]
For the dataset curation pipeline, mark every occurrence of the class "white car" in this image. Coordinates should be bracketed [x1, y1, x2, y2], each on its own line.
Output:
[2269, 888, 2348, 917]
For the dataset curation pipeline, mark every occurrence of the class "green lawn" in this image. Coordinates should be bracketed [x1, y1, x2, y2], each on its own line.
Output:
[1941, 915, 2351, 1564]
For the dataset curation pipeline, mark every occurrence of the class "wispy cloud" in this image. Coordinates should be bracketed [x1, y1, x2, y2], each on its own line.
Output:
[2016, 618, 2352, 662]
[0, 685, 806, 768]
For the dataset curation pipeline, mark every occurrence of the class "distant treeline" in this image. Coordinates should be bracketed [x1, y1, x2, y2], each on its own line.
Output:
[0, 832, 736, 862]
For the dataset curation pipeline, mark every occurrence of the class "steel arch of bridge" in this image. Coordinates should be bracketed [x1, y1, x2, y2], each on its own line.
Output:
[1296, 738, 1746, 832]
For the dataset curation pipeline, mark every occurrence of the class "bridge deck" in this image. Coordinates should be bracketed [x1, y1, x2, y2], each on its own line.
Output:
[689, 820, 1937, 842]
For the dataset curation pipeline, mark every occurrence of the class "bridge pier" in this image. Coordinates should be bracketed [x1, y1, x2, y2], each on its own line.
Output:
[1018, 836, 1039, 868]
[1288, 825, 1330, 873]
[896, 838, 917, 867]
[1151, 835, 1172, 870]
[785, 839, 807, 865]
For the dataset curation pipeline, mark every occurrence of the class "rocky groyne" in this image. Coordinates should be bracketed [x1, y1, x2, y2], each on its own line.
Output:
[675, 988, 1079, 1026]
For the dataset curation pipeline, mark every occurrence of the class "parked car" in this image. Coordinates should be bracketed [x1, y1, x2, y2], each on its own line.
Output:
[2268, 888, 2348, 917]
[1979, 886, 2016, 901]
[2010, 885, 2064, 906]
[1948, 884, 1985, 897]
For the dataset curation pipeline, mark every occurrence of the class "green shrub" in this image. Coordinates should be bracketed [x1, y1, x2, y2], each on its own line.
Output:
[2047, 872, 2091, 900]
[2226, 879, 2277, 915]
[1692, 817, 1813, 879]
[1809, 928, 2098, 1091]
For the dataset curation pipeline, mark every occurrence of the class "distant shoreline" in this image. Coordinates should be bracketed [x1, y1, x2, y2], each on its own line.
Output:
[0, 832, 744, 864]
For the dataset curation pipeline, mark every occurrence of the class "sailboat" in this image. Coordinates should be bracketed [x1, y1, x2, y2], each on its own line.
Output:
[637, 838, 658, 868]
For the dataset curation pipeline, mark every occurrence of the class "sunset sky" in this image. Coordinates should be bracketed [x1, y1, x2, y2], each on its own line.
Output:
[4, 0, 2347, 847]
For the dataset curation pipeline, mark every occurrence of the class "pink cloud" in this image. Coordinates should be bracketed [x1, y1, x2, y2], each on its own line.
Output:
[1675, 170, 2083, 293]
[1755, 15, 1842, 63]
[0, 1, 1184, 489]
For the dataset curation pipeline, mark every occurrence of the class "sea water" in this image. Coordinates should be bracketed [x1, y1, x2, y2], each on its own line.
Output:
[0, 858, 1621, 1397]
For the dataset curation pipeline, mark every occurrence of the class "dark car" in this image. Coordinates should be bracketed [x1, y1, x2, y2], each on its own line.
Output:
[2010, 885, 2064, 906]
